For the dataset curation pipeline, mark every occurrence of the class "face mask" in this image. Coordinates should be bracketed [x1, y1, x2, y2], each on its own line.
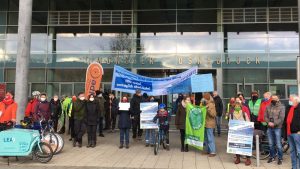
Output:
[54, 98, 58, 101]
[271, 100, 277, 105]
[262, 98, 269, 102]
[98, 94, 102, 97]
[252, 96, 258, 100]
[40, 98, 46, 102]
[289, 101, 294, 106]
[79, 97, 85, 101]
[5, 95, 12, 100]
[89, 98, 94, 101]
[234, 107, 241, 111]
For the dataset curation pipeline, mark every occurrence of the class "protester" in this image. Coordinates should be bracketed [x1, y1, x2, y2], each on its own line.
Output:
[203, 93, 217, 157]
[71, 92, 87, 148]
[235, 97, 250, 119]
[0, 91, 17, 123]
[257, 92, 272, 131]
[130, 89, 143, 140]
[153, 103, 170, 150]
[60, 95, 72, 134]
[50, 95, 62, 132]
[95, 90, 105, 137]
[118, 96, 131, 149]
[174, 93, 184, 115]
[175, 96, 191, 152]
[229, 102, 251, 166]
[103, 90, 110, 130]
[286, 95, 300, 169]
[212, 91, 223, 136]
[248, 91, 262, 129]
[225, 97, 235, 120]
[264, 95, 285, 165]
[142, 93, 149, 102]
[107, 92, 118, 133]
[145, 96, 156, 147]
[68, 95, 77, 141]
[86, 94, 99, 148]
[25, 91, 40, 117]
[34, 93, 51, 122]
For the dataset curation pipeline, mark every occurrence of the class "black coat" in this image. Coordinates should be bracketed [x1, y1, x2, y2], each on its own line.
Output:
[50, 99, 62, 119]
[118, 110, 131, 129]
[213, 95, 224, 117]
[109, 98, 119, 115]
[130, 94, 142, 116]
[86, 101, 99, 125]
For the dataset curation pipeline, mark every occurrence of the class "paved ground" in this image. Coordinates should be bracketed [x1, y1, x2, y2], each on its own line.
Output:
[0, 130, 292, 169]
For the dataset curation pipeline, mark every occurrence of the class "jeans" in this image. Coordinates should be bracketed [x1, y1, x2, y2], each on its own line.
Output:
[120, 128, 129, 145]
[288, 134, 300, 169]
[267, 128, 283, 160]
[145, 129, 155, 145]
[215, 116, 222, 135]
[204, 128, 216, 154]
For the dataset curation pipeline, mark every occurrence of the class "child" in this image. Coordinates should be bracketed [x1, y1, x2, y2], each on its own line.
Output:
[153, 103, 170, 150]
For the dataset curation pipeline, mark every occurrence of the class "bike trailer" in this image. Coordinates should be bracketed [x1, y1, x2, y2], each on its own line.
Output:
[0, 128, 40, 156]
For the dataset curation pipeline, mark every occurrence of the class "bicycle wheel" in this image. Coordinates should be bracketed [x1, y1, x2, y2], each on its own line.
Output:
[43, 132, 59, 154]
[33, 142, 53, 163]
[154, 132, 159, 155]
[54, 133, 64, 154]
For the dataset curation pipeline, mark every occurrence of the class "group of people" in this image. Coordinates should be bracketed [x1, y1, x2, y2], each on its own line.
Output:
[1, 88, 300, 168]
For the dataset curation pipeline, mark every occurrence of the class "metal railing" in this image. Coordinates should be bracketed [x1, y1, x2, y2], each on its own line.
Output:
[48, 10, 133, 25]
[223, 7, 298, 23]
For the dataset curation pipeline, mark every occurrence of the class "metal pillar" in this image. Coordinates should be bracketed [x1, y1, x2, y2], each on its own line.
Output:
[15, 0, 33, 124]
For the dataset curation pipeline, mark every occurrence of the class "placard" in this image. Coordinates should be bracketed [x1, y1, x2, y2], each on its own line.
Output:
[119, 102, 130, 111]
[140, 102, 158, 129]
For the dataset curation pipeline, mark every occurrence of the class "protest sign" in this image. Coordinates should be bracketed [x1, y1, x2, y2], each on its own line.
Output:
[119, 103, 130, 111]
[140, 102, 158, 129]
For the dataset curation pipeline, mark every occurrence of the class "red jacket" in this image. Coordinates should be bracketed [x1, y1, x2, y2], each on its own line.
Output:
[25, 99, 39, 117]
[242, 105, 250, 119]
[0, 102, 18, 123]
[257, 99, 272, 122]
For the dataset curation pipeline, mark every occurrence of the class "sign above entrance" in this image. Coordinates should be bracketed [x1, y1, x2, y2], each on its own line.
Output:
[111, 65, 197, 96]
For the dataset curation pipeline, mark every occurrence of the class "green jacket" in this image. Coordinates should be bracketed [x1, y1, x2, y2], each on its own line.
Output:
[72, 100, 87, 120]
[248, 99, 262, 116]
[62, 97, 72, 113]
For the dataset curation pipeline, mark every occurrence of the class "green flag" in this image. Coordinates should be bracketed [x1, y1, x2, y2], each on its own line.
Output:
[185, 103, 207, 150]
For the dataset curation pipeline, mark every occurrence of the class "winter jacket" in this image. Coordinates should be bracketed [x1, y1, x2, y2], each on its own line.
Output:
[25, 98, 39, 117]
[213, 95, 223, 117]
[118, 109, 131, 129]
[175, 103, 186, 130]
[95, 96, 105, 117]
[153, 110, 170, 131]
[34, 101, 51, 121]
[72, 100, 87, 120]
[86, 101, 99, 125]
[50, 99, 62, 119]
[205, 100, 217, 128]
[264, 101, 285, 128]
[62, 97, 72, 114]
[0, 101, 17, 123]
[289, 104, 300, 134]
[257, 99, 272, 123]
[130, 94, 142, 116]
[109, 98, 119, 115]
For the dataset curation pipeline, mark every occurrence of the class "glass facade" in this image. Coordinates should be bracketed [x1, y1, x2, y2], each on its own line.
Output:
[0, 0, 298, 100]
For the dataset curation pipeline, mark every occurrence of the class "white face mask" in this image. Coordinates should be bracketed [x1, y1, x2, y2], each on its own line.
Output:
[98, 94, 102, 97]
[79, 97, 85, 101]
[40, 98, 46, 102]
[54, 98, 58, 101]
[89, 98, 94, 101]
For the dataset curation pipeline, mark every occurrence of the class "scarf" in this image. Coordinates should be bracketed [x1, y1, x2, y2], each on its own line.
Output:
[2, 98, 14, 106]
[287, 106, 295, 136]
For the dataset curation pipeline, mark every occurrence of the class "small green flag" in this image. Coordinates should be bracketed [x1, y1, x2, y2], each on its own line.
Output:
[185, 103, 207, 150]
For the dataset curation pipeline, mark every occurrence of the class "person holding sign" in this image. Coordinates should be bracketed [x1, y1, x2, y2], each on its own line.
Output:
[118, 96, 131, 149]
[228, 101, 251, 166]
[175, 96, 191, 152]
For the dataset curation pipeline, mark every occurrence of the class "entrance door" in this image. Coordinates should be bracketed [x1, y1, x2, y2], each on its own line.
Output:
[237, 84, 253, 99]
[60, 83, 73, 97]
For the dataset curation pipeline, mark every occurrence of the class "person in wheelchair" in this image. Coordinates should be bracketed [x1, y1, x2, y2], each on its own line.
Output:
[153, 103, 170, 150]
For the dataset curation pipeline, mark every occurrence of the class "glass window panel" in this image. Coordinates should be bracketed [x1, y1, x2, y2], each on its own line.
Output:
[46, 83, 59, 98]
[269, 84, 285, 98]
[177, 0, 217, 8]
[0, 0, 8, 11]
[5, 40, 17, 54]
[91, 0, 132, 10]
[0, 68, 3, 82]
[138, 0, 176, 9]
[268, 32, 298, 53]
[32, 12, 48, 25]
[32, 0, 48, 11]
[6, 83, 15, 93]
[177, 10, 218, 23]
[287, 85, 298, 96]
[5, 69, 45, 82]
[223, 84, 237, 98]
[269, 53, 297, 68]
[8, 12, 18, 25]
[253, 84, 268, 96]
[60, 83, 73, 97]
[0, 12, 6, 25]
[140, 32, 177, 53]
[47, 69, 86, 82]
[74, 83, 85, 95]
[138, 11, 176, 24]
[223, 0, 267, 8]
[9, 0, 19, 11]
[47, 54, 88, 68]
[270, 69, 297, 83]
[31, 83, 46, 93]
[238, 84, 252, 98]
[0, 26, 6, 39]
[223, 69, 268, 83]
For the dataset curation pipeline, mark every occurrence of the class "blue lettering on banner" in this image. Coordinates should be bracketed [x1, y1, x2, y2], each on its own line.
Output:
[115, 77, 153, 91]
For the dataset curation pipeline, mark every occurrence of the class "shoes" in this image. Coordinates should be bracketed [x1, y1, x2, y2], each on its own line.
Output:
[184, 145, 189, 152]
[234, 155, 240, 164]
[87, 144, 91, 148]
[91, 144, 96, 148]
[208, 154, 216, 157]
[119, 144, 124, 149]
[202, 152, 209, 155]
[132, 135, 136, 139]
[245, 158, 251, 166]
[78, 143, 82, 148]
[267, 158, 275, 163]
[166, 144, 170, 151]
[150, 144, 154, 147]
[145, 143, 149, 147]
[72, 140, 76, 147]
[181, 147, 184, 152]
[99, 133, 105, 137]
[69, 138, 72, 141]
[277, 159, 282, 165]
[126, 144, 129, 149]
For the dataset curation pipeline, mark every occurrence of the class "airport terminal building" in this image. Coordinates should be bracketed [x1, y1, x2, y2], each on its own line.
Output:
[0, 0, 298, 101]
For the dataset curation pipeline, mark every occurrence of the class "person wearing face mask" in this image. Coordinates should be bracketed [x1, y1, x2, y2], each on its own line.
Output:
[212, 91, 224, 137]
[235, 97, 250, 120]
[229, 102, 251, 166]
[68, 95, 77, 141]
[50, 94, 62, 132]
[248, 91, 262, 130]
[130, 89, 143, 140]
[0, 91, 17, 124]
[264, 95, 285, 165]
[95, 90, 105, 137]
[175, 96, 191, 152]
[286, 95, 300, 169]
[34, 93, 51, 122]
[257, 92, 272, 131]
[108, 92, 119, 133]
[25, 91, 40, 117]
[86, 94, 99, 148]
[71, 92, 87, 148]
[145, 96, 156, 147]
[225, 97, 235, 120]
[118, 96, 131, 149]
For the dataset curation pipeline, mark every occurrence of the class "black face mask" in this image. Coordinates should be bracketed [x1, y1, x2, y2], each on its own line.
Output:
[252, 96, 258, 101]
[271, 100, 277, 106]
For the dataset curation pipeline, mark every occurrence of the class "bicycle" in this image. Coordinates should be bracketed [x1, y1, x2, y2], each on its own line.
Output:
[154, 120, 168, 155]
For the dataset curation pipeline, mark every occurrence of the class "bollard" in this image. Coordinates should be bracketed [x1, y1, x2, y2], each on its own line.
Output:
[256, 135, 260, 167]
